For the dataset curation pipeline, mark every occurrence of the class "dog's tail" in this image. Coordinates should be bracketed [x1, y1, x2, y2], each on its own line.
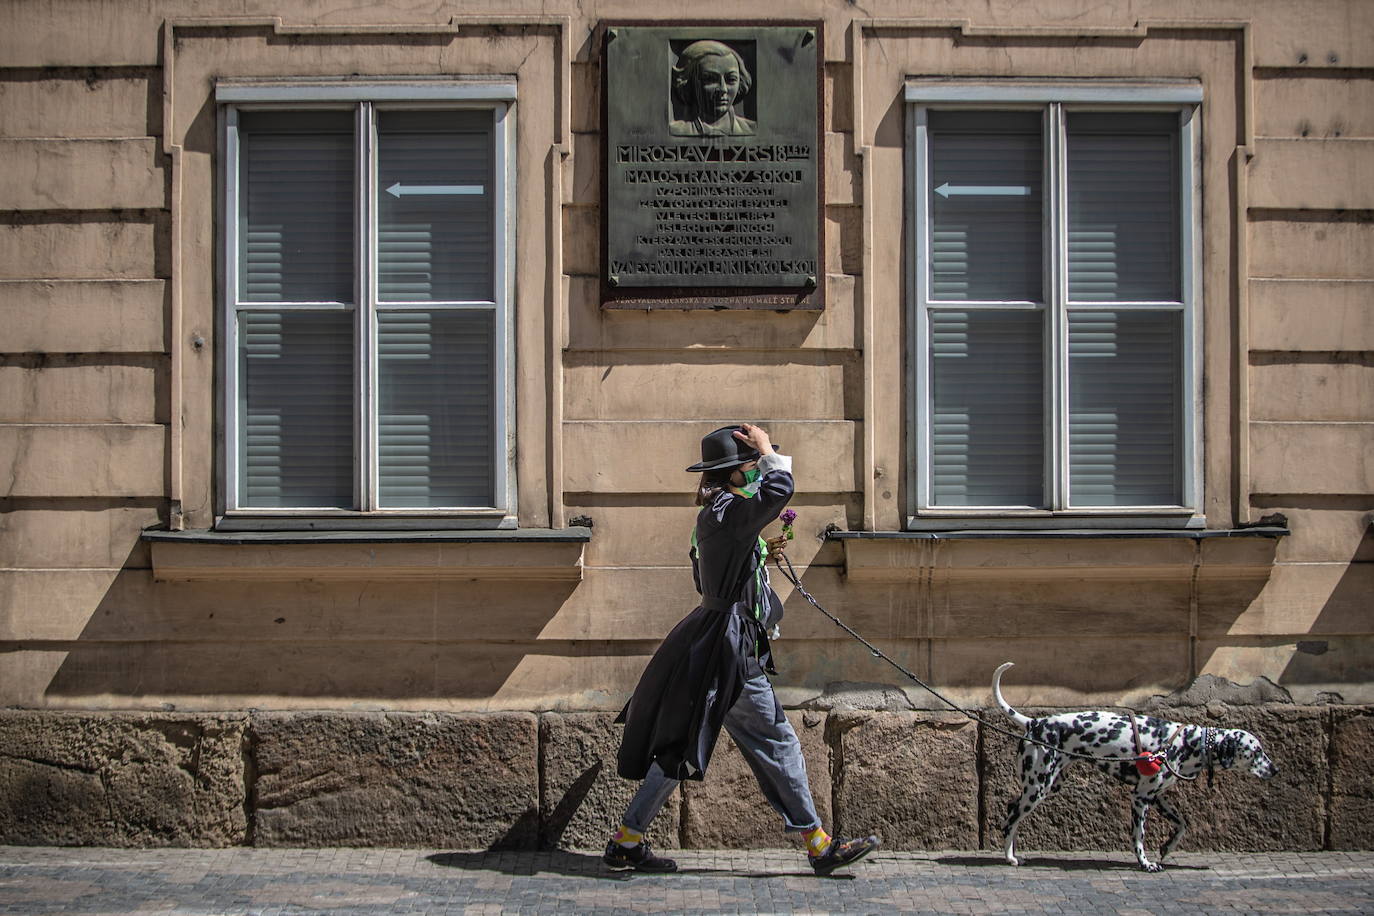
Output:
[993, 662, 1032, 728]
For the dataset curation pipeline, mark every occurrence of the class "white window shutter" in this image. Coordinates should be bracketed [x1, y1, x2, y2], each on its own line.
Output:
[377, 110, 493, 303]
[928, 111, 1042, 302]
[1068, 310, 1182, 506]
[1067, 113, 1180, 303]
[238, 311, 354, 508]
[377, 310, 495, 508]
[240, 112, 353, 303]
[930, 310, 1045, 507]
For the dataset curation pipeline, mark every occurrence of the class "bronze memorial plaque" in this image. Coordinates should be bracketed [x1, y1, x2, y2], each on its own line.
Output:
[603, 24, 822, 309]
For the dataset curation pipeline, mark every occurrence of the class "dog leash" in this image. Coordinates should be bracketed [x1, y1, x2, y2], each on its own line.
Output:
[775, 553, 1188, 768]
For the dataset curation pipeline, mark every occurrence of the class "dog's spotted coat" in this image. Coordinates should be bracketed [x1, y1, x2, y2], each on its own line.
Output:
[993, 662, 1278, 872]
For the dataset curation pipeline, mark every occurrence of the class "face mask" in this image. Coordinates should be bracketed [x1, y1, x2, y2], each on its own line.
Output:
[737, 466, 762, 498]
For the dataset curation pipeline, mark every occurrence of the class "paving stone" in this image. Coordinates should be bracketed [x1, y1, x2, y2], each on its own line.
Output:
[0, 710, 248, 847]
[681, 709, 830, 850]
[539, 711, 680, 850]
[831, 710, 979, 849]
[1, 846, 1372, 914]
[251, 711, 538, 849]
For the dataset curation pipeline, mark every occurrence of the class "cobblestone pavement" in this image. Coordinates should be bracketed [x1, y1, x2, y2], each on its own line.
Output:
[1, 846, 1372, 915]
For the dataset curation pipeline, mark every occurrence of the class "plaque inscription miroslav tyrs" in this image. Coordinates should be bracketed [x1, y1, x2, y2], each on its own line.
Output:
[604, 25, 821, 307]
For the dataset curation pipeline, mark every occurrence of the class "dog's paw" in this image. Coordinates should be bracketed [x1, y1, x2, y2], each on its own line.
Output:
[1141, 861, 1164, 873]
[1004, 854, 1021, 867]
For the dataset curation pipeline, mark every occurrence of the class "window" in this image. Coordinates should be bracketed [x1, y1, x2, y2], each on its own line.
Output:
[906, 83, 1201, 525]
[220, 83, 514, 518]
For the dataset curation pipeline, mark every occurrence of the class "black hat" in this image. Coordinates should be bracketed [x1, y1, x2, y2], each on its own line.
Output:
[686, 425, 778, 473]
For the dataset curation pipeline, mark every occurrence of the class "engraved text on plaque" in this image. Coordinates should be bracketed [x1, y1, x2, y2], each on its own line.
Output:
[604, 26, 821, 306]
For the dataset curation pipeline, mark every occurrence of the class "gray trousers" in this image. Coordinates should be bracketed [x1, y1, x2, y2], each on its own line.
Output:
[620, 659, 821, 835]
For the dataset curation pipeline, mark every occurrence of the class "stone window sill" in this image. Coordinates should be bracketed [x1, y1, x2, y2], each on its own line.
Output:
[827, 527, 1289, 583]
[142, 528, 592, 583]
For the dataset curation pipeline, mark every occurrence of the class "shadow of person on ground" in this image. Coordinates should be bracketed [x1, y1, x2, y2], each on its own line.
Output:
[427, 850, 740, 880]
[427, 850, 634, 881]
[743, 869, 857, 880]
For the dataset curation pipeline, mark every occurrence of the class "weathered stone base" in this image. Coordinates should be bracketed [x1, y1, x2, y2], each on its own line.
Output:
[2, 704, 1371, 850]
[252, 711, 538, 849]
[682, 709, 830, 849]
[540, 712, 680, 850]
[0, 712, 249, 846]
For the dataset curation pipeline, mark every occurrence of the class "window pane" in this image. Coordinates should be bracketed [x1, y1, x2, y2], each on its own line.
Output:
[928, 111, 1042, 302]
[378, 310, 495, 507]
[931, 310, 1044, 506]
[377, 110, 493, 302]
[1069, 310, 1182, 506]
[240, 111, 353, 303]
[239, 310, 354, 508]
[1067, 113, 1180, 302]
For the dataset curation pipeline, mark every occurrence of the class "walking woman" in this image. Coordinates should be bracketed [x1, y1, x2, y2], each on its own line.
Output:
[605, 424, 880, 875]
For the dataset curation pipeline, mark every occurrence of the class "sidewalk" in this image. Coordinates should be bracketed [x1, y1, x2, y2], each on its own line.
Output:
[1, 846, 1371, 914]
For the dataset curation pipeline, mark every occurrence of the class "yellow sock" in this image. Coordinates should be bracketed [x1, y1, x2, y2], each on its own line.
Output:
[612, 824, 643, 848]
[803, 826, 832, 857]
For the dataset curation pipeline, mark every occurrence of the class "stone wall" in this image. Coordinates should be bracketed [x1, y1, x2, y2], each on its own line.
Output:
[2, 704, 1371, 852]
[0, 712, 249, 846]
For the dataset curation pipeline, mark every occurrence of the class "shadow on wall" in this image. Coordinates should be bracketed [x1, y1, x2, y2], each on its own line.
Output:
[39, 546, 593, 703]
[1279, 512, 1374, 698]
[778, 536, 1283, 707]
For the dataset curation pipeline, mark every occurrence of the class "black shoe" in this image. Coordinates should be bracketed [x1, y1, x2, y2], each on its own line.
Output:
[809, 834, 881, 876]
[603, 839, 678, 873]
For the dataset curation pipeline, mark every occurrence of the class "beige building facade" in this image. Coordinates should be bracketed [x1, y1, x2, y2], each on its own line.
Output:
[0, 0, 1371, 850]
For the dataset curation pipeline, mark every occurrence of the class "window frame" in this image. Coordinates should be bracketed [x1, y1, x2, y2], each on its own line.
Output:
[904, 80, 1204, 530]
[217, 79, 517, 525]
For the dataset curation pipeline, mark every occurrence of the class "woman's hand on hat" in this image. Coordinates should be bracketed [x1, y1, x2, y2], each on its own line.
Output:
[733, 423, 774, 456]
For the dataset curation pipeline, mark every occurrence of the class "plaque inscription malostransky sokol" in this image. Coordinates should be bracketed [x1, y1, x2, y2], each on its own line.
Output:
[604, 25, 822, 307]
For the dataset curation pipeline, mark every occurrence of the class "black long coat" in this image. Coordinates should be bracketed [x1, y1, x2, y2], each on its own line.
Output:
[615, 462, 793, 781]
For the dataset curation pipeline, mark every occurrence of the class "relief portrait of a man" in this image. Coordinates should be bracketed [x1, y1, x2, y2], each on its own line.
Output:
[669, 40, 757, 137]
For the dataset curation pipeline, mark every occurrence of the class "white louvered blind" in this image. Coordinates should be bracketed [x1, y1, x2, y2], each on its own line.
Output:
[231, 103, 504, 513]
[240, 112, 353, 303]
[239, 311, 354, 508]
[928, 111, 1042, 302]
[377, 110, 492, 302]
[1067, 113, 1180, 303]
[931, 310, 1044, 506]
[377, 310, 495, 507]
[914, 98, 1194, 518]
[1068, 310, 1181, 506]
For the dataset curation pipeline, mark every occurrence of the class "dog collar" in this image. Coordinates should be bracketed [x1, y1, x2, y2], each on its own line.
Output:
[1203, 726, 1215, 789]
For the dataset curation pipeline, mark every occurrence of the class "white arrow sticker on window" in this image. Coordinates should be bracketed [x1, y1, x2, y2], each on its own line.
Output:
[386, 182, 485, 198]
[934, 183, 1032, 198]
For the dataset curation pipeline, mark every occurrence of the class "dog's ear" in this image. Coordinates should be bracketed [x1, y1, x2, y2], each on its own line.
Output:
[1215, 731, 1242, 768]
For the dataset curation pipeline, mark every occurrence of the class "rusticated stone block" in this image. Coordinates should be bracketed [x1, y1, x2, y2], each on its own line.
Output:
[682, 710, 830, 850]
[980, 705, 1327, 858]
[540, 712, 679, 850]
[832, 711, 978, 850]
[252, 711, 537, 849]
[0, 711, 248, 846]
[1330, 707, 1374, 849]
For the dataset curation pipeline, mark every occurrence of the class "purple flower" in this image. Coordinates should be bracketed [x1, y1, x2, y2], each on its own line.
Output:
[779, 509, 797, 540]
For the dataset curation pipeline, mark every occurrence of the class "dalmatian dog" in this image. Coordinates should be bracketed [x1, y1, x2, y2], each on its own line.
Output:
[993, 662, 1278, 872]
